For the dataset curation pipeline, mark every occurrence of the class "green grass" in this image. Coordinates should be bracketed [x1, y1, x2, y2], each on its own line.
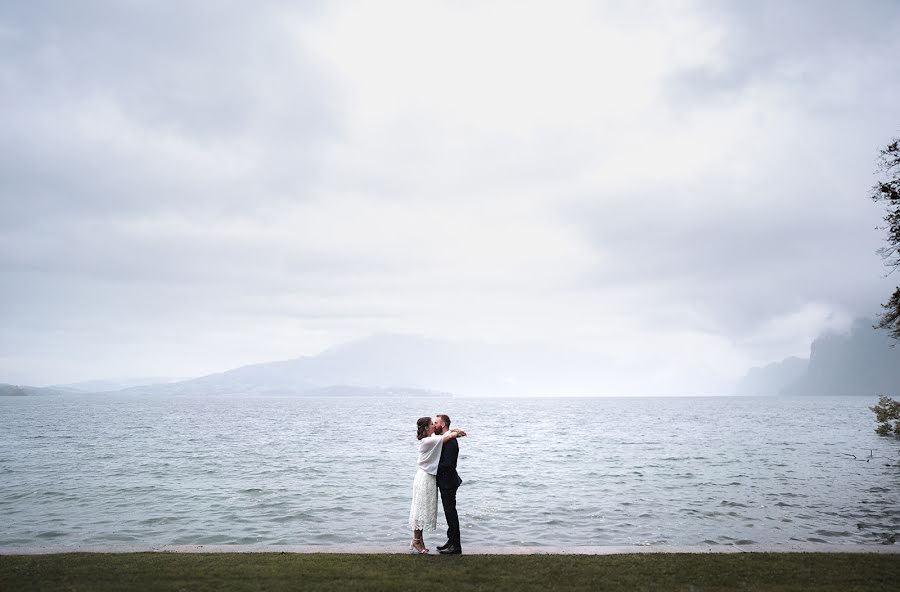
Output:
[1, 552, 898, 591]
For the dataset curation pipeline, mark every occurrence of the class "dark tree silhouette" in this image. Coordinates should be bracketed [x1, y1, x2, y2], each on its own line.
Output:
[871, 138, 900, 340]
[869, 141, 900, 447]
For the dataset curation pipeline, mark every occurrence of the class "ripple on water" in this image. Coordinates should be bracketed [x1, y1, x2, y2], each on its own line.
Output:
[815, 530, 852, 537]
[268, 512, 314, 524]
[138, 517, 182, 526]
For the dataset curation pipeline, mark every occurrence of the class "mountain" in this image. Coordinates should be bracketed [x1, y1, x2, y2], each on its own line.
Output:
[3, 333, 608, 397]
[781, 320, 900, 396]
[733, 357, 808, 396]
[50, 377, 186, 393]
[734, 319, 900, 396]
[0, 383, 65, 396]
[109, 333, 606, 397]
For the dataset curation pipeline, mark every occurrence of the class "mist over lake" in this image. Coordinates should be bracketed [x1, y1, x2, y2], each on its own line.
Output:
[3, 394, 898, 549]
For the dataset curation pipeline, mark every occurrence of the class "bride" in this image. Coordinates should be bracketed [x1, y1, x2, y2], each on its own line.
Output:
[409, 416, 466, 554]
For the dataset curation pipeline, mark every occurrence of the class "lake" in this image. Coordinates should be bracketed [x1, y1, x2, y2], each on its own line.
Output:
[1, 395, 898, 548]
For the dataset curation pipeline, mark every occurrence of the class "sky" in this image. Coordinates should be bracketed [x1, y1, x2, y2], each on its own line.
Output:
[1, 0, 899, 393]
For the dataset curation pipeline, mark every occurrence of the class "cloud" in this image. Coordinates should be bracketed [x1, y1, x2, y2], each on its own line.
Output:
[0, 1, 898, 389]
[0, 1, 336, 224]
[670, 1, 900, 106]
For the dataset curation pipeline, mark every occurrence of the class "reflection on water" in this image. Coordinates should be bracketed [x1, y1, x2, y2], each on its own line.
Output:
[1, 395, 898, 547]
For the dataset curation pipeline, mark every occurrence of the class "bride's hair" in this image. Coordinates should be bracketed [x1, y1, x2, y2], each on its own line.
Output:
[416, 416, 431, 440]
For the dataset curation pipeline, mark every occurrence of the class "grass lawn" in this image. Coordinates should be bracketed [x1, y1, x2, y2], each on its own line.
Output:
[1, 552, 898, 591]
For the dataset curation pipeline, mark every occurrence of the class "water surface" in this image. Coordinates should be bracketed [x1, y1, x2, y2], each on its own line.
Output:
[2, 395, 898, 547]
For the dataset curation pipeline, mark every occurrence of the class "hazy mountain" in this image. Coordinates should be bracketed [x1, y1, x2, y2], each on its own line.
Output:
[733, 356, 808, 396]
[113, 357, 321, 396]
[15, 325, 900, 398]
[1, 334, 609, 397]
[108, 333, 607, 397]
[0, 383, 65, 396]
[50, 377, 187, 393]
[781, 320, 900, 396]
[734, 319, 900, 396]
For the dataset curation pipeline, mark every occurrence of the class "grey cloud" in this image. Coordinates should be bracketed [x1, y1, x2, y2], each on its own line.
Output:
[605, 0, 900, 339]
[0, 1, 338, 227]
[567, 176, 888, 338]
[669, 0, 900, 105]
[2, 1, 899, 386]
[0, 2, 359, 384]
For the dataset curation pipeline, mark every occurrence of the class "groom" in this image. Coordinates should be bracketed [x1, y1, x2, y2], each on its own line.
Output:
[433, 414, 463, 555]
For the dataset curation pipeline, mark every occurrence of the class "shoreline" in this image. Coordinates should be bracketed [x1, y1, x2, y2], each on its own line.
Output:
[2, 542, 898, 555]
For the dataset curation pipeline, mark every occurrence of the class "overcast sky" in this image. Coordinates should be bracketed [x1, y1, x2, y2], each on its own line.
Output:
[1, 1, 899, 392]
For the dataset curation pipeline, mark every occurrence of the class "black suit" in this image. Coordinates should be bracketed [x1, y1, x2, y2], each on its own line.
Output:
[437, 437, 462, 549]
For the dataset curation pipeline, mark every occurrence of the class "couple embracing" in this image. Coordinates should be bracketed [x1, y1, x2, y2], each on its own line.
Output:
[408, 414, 466, 555]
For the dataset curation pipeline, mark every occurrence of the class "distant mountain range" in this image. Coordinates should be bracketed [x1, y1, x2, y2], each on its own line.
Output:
[5, 325, 897, 398]
[734, 319, 900, 396]
[1, 333, 603, 397]
[48, 377, 186, 393]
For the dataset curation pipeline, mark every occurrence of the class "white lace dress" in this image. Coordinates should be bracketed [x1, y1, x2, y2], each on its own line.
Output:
[408, 434, 443, 531]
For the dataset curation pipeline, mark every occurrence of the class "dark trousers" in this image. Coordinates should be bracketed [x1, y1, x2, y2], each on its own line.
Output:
[439, 486, 461, 548]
